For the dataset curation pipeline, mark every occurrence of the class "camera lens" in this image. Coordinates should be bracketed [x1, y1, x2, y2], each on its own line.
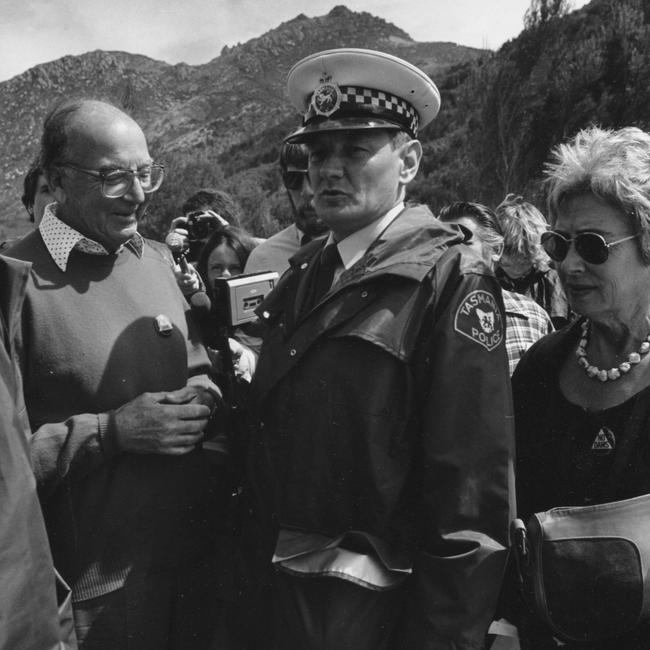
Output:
[192, 221, 209, 239]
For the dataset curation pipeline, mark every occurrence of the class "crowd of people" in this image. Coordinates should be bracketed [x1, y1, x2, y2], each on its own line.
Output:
[1, 46, 649, 650]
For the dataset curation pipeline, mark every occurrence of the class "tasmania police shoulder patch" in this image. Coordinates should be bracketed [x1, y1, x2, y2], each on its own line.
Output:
[454, 290, 504, 351]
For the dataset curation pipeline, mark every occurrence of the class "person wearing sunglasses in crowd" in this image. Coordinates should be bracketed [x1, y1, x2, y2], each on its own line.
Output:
[509, 126, 650, 648]
[495, 193, 571, 329]
[244, 141, 329, 276]
[5, 98, 224, 649]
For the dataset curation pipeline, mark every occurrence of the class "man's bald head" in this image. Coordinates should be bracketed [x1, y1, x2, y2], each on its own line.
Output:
[40, 99, 143, 174]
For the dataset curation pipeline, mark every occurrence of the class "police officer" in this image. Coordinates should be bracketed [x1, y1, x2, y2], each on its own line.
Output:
[244, 48, 514, 650]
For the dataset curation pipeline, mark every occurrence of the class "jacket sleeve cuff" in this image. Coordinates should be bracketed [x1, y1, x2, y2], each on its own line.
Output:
[98, 412, 120, 458]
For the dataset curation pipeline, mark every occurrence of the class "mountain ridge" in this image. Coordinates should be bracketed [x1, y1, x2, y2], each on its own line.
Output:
[0, 5, 486, 240]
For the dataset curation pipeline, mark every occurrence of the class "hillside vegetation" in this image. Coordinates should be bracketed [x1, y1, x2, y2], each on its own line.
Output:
[411, 0, 650, 212]
[2, 0, 649, 241]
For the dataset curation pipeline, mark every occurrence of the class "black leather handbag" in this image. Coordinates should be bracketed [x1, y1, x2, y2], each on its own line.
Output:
[512, 494, 650, 643]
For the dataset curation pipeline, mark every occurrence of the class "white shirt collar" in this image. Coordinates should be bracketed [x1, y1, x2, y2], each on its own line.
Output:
[39, 203, 143, 272]
[327, 202, 404, 271]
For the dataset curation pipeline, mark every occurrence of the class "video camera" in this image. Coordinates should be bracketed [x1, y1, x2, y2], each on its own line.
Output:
[211, 271, 279, 328]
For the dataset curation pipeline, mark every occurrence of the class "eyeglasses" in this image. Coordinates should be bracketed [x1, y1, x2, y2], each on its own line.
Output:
[541, 230, 639, 265]
[58, 162, 164, 198]
[283, 170, 309, 191]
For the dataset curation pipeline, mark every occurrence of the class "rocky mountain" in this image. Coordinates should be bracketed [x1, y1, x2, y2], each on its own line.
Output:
[0, 5, 485, 240]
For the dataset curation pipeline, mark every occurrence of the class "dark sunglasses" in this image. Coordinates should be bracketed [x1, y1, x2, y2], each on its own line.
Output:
[283, 170, 308, 191]
[541, 230, 639, 265]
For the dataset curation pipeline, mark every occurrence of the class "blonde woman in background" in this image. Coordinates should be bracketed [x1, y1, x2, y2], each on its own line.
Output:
[495, 193, 571, 329]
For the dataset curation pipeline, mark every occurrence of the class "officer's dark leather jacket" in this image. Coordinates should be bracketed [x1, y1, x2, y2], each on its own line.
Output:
[249, 204, 515, 648]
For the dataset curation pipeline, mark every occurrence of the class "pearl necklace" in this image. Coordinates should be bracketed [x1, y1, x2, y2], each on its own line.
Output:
[576, 319, 650, 382]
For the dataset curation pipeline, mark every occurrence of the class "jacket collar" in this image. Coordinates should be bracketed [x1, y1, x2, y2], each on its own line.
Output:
[258, 204, 466, 324]
[288, 203, 466, 284]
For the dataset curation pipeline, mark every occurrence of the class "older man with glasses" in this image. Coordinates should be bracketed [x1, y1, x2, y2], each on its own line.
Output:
[6, 99, 224, 649]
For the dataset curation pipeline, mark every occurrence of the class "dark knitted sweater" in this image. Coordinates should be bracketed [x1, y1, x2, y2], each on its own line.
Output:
[7, 230, 217, 601]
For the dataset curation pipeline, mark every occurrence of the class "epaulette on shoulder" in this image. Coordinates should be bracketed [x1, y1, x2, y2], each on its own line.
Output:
[449, 242, 493, 277]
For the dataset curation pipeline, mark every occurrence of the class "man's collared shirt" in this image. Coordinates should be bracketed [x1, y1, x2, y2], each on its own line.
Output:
[244, 223, 307, 276]
[326, 202, 404, 286]
[39, 203, 143, 272]
[503, 289, 553, 375]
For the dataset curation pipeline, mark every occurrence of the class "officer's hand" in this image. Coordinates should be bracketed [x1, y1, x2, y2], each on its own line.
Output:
[229, 338, 256, 383]
[111, 389, 211, 456]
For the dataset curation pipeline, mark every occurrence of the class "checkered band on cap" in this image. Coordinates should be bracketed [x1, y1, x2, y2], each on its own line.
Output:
[305, 85, 420, 137]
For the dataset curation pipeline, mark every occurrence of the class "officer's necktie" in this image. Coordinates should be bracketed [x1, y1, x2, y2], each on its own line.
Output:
[306, 243, 341, 311]
[300, 233, 312, 247]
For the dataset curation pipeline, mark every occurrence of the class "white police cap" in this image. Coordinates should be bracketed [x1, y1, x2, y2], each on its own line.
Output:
[285, 48, 440, 143]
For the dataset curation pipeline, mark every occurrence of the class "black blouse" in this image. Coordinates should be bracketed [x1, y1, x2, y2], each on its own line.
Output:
[535, 386, 650, 509]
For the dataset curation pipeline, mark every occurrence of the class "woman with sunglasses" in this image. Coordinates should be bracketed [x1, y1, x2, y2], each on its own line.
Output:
[510, 126, 650, 648]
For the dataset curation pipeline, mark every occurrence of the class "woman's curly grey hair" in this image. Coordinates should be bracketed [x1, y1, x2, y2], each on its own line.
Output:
[544, 125, 650, 264]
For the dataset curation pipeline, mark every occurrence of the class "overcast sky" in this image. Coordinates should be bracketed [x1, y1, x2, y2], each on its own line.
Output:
[2, 0, 590, 82]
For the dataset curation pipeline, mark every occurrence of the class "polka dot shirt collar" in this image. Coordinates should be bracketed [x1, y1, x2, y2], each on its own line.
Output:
[39, 203, 144, 272]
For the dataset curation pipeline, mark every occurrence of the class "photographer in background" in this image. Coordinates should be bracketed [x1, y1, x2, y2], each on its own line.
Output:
[167, 188, 262, 295]
[183, 188, 243, 226]
[174, 188, 240, 260]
